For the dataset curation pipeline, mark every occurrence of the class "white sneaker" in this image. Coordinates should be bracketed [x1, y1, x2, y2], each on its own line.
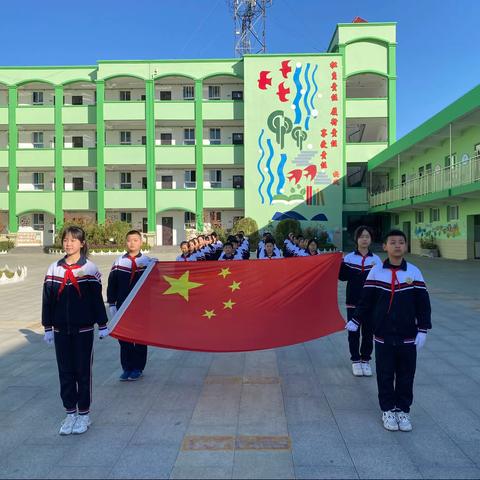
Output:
[396, 411, 412, 432]
[382, 410, 399, 431]
[352, 362, 363, 376]
[361, 362, 372, 376]
[59, 413, 77, 435]
[72, 414, 91, 434]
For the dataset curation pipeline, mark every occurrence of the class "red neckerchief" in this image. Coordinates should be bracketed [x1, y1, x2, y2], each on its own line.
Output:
[357, 251, 370, 272]
[58, 264, 82, 298]
[387, 267, 402, 312]
[127, 255, 138, 284]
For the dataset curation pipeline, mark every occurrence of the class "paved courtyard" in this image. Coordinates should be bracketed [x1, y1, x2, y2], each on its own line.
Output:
[0, 248, 480, 479]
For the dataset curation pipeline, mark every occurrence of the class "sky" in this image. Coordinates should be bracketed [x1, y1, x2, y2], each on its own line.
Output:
[1, 0, 479, 138]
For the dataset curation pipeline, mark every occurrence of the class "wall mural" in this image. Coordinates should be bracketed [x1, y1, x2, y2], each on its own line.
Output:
[415, 223, 461, 239]
[255, 59, 340, 222]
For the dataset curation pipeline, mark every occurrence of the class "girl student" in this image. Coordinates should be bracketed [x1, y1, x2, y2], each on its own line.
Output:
[42, 226, 109, 435]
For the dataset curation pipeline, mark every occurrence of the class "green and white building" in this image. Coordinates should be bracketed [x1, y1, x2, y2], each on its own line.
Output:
[0, 20, 397, 247]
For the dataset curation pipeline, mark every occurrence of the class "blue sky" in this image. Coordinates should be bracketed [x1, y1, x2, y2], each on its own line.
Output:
[1, 0, 479, 138]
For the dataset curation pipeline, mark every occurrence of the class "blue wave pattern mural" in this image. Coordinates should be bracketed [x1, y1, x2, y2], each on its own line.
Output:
[291, 62, 319, 130]
[256, 129, 266, 204]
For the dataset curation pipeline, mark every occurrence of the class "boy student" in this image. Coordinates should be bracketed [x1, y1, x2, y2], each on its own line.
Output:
[339, 226, 382, 377]
[107, 230, 154, 381]
[346, 229, 431, 432]
[176, 241, 197, 261]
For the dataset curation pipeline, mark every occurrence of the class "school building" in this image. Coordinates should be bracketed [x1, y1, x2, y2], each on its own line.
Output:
[0, 20, 397, 248]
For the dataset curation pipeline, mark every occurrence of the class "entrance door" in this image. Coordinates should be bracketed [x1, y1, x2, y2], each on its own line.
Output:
[160, 133, 173, 145]
[474, 215, 480, 259]
[161, 176, 173, 189]
[142, 217, 148, 234]
[162, 217, 173, 246]
[402, 221, 411, 253]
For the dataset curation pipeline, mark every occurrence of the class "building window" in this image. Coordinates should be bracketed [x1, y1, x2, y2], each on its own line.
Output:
[184, 129, 195, 145]
[141, 135, 147, 145]
[184, 211, 196, 227]
[72, 177, 84, 191]
[72, 95, 83, 105]
[160, 90, 172, 101]
[209, 128, 221, 145]
[426, 163, 432, 175]
[120, 212, 132, 224]
[33, 172, 44, 190]
[209, 170, 222, 188]
[160, 133, 173, 145]
[401, 174, 406, 185]
[184, 170, 196, 188]
[475, 143, 480, 157]
[119, 91, 131, 101]
[415, 210, 424, 224]
[33, 132, 44, 148]
[208, 85, 221, 100]
[233, 175, 244, 189]
[393, 214, 400, 225]
[120, 131, 131, 145]
[142, 217, 148, 233]
[120, 172, 132, 189]
[232, 132, 244, 145]
[72, 136, 84, 148]
[418, 166, 424, 178]
[142, 177, 147, 189]
[447, 205, 459, 221]
[32, 91, 44, 105]
[33, 213, 45, 230]
[183, 86, 194, 100]
[232, 90, 243, 101]
[208, 211, 222, 226]
[346, 163, 367, 188]
[445, 154, 457, 168]
[430, 208, 440, 223]
[140, 94, 146, 101]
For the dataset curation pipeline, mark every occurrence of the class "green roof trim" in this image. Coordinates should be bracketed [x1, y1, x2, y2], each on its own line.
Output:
[97, 58, 240, 64]
[368, 83, 480, 171]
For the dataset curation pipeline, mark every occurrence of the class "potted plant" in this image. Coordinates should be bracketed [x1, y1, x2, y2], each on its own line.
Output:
[420, 236, 439, 258]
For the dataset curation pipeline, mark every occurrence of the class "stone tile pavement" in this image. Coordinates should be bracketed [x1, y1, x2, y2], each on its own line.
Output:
[0, 249, 479, 479]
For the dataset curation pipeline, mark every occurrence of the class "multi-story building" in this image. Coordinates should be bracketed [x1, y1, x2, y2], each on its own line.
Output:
[368, 85, 480, 260]
[0, 20, 396, 247]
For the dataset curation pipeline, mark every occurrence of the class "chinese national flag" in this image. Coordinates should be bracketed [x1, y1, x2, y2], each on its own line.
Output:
[109, 253, 345, 352]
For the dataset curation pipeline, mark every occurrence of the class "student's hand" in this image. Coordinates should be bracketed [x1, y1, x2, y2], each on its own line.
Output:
[415, 332, 427, 349]
[345, 320, 359, 332]
[43, 330, 54, 346]
[98, 325, 110, 339]
[108, 305, 117, 318]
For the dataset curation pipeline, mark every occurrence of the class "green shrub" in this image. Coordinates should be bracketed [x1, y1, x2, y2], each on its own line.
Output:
[0, 241, 15, 251]
[232, 217, 260, 250]
[275, 219, 302, 244]
[420, 236, 437, 249]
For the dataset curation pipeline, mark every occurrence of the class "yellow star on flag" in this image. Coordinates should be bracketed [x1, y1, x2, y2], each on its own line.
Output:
[203, 309, 216, 319]
[229, 281, 241, 292]
[223, 299, 236, 310]
[163, 271, 203, 301]
[218, 267, 231, 279]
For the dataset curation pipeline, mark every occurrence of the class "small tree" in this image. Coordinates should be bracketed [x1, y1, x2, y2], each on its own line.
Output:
[232, 217, 260, 250]
[275, 219, 302, 244]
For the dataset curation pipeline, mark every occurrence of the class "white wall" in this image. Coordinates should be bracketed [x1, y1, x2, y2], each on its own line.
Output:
[18, 89, 54, 105]
[202, 126, 244, 145]
[204, 168, 244, 188]
[104, 88, 145, 102]
[202, 83, 244, 100]
[154, 84, 195, 101]
[64, 90, 95, 105]
[106, 210, 147, 232]
[64, 131, 96, 148]
[18, 171, 55, 191]
[64, 171, 96, 191]
[0, 131, 8, 148]
[18, 130, 55, 148]
[105, 129, 146, 145]
[105, 170, 146, 189]
[156, 210, 186, 246]
[155, 127, 195, 146]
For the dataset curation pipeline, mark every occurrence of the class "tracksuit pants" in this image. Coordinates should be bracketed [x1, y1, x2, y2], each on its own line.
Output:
[375, 341, 417, 413]
[54, 329, 94, 415]
[119, 340, 147, 372]
[347, 308, 373, 362]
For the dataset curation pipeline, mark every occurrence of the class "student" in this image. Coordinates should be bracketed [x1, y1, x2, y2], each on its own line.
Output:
[347, 229, 431, 432]
[305, 239, 320, 256]
[339, 226, 382, 377]
[218, 242, 242, 260]
[258, 238, 283, 259]
[107, 230, 154, 381]
[42, 226, 108, 436]
[176, 241, 197, 261]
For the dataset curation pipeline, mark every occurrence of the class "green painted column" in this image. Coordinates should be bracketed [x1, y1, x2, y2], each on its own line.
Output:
[387, 44, 397, 144]
[339, 45, 347, 205]
[96, 80, 105, 224]
[8, 86, 18, 233]
[54, 85, 64, 231]
[145, 79, 156, 233]
[194, 79, 204, 232]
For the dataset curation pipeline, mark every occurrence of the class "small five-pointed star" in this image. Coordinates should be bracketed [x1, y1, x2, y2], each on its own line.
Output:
[229, 281, 241, 292]
[202, 309, 216, 319]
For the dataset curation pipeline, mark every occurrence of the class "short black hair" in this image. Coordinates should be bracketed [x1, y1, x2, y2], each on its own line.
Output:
[265, 238, 275, 246]
[180, 241, 188, 247]
[126, 229, 142, 239]
[354, 225, 374, 245]
[62, 226, 88, 257]
[383, 229, 407, 243]
[224, 242, 233, 248]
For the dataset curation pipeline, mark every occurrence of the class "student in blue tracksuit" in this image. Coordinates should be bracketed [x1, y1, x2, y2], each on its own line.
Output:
[107, 230, 154, 382]
[42, 226, 109, 436]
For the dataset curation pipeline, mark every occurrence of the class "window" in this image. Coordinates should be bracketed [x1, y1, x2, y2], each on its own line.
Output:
[418, 166, 424, 178]
[209, 128, 221, 145]
[160, 133, 173, 145]
[184, 211, 196, 227]
[72, 136, 83, 148]
[475, 143, 480, 157]
[208, 85, 221, 100]
[140, 94, 146, 101]
[72, 177, 84, 191]
[120, 212, 132, 224]
[183, 86, 194, 100]
[426, 163, 432, 174]
[232, 132, 244, 145]
[160, 90, 172, 101]
[347, 164, 367, 187]
[120, 172, 132, 189]
[447, 205, 459, 221]
[33, 172, 44, 190]
[184, 128, 195, 145]
[119, 91, 131, 101]
[184, 170, 196, 188]
[430, 208, 440, 223]
[232, 90, 243, 101]
[401, 174, 406, 184]
[142, 217, 148, 233]
[233, 175, 244, 189]
[94, 172, 98, 190]
[415, 210, 424, 224]
[32, 91, 44, 105]
[33, 132, 44, 148]
[141, 135, 147, 146]
[393, 214, 400, 225]
[209, 211, 222, 225]
[209, 170, 222, 188]
[120, 131, 131, 145]
[445, 154, 457, 168]
[33, 213, 44, 230]
[72, 95, 83, 105]
[142, 177, 147, 189]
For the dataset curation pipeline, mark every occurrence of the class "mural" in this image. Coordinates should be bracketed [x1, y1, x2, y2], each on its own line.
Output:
[415, 223, 461, 239]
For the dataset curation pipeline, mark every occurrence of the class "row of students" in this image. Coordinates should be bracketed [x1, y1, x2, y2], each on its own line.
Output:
[176, 232, 224, 261]
[339, 225, 432, 432]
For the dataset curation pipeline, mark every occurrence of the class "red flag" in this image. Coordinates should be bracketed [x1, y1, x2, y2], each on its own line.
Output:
[109, 254, 345, 352]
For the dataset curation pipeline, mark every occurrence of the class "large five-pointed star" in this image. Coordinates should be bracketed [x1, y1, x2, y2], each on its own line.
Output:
[162, 271, 203, 301]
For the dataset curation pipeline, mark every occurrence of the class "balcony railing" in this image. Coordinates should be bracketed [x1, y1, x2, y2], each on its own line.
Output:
[370, 155, 480, 207]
